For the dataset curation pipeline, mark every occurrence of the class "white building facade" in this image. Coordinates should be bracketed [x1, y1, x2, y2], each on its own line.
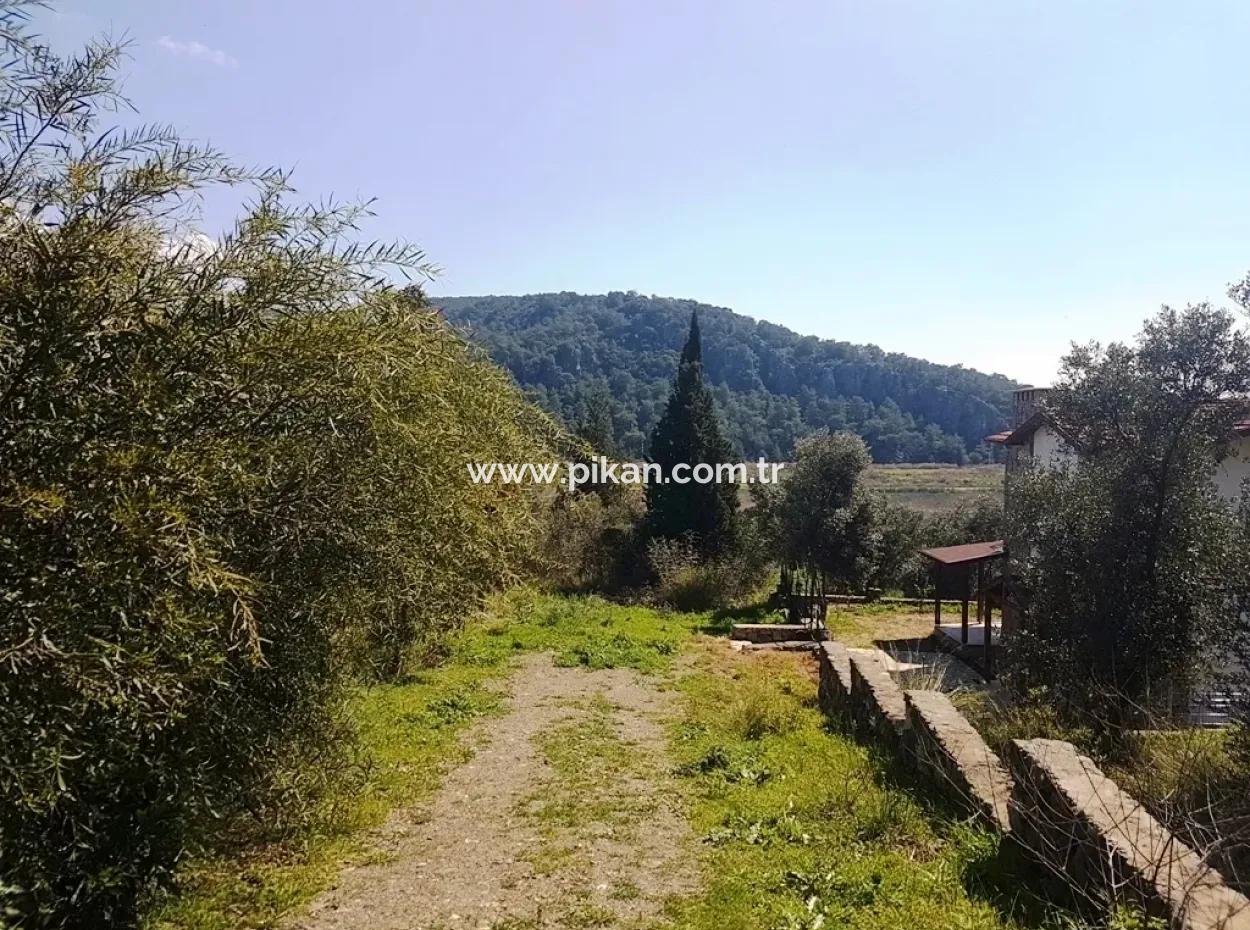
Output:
[990, 387, 1250, 503]
[987, 387, 1249, 724]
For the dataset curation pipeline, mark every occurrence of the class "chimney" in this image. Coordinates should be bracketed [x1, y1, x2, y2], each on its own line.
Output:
[1011, 386, 1050, 428]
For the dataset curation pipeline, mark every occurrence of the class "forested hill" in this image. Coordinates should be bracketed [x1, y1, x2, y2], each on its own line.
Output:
[437, 292, 1019, 463]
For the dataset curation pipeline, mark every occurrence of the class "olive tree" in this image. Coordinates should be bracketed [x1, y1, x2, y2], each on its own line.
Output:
[1005, 300, 1250, 721]
[758, 430, 879, 596]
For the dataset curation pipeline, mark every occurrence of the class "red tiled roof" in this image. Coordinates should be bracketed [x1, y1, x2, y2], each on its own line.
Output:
[919, 540, 1006, 565]
[999, 411, 1051, 446]
[985, 430, 1012, 444]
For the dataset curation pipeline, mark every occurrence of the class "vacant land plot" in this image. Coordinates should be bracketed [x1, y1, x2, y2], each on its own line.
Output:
[864, 464, 1004, 512]
[147, 591, 1076, 930]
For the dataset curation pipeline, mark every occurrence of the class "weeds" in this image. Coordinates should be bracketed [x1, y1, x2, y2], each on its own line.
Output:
[666, 645, 1081, 930]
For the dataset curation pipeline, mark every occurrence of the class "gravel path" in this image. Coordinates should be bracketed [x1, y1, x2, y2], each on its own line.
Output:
[292, 653, 696, 930]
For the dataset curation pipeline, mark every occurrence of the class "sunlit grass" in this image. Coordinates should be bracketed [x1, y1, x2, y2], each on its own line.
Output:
[143, 590, 704, 929]
[824, 603, 937, 648]
[664, 645, 1079, 930]
[144, 592, 1105, 930]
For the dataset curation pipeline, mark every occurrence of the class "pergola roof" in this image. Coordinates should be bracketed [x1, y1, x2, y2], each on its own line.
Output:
[919, 540, 1005, 565]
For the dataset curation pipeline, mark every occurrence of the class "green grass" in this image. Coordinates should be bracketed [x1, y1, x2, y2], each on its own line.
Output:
[454, 587, 700, 673]
[142, 589, 705, 930]
[664, 646, 1078, 930]
[144, 591, 1109, 930]
[517, 692, 663, 894]
[823, 602, 939, 648]
[525, 694, 651, 833]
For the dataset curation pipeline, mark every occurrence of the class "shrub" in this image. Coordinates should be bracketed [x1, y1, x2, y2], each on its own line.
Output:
[539, 483, 646, 592]
[0, 14, 567, 926]
[646, 534, 769, 611]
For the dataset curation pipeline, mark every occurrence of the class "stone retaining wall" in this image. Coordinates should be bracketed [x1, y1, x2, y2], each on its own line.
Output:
[731, 623, 822, 644]
[902, 689, 1012, 832]
[816, 641, 852, 717]
[847, 649, 907, 742]
[1005, 739, 1250, 930]
[813, 639, 1250, 930]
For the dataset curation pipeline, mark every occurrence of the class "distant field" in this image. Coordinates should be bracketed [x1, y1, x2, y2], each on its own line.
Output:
[736, 462, 1004, 512]
[863, 463, 1003, 512]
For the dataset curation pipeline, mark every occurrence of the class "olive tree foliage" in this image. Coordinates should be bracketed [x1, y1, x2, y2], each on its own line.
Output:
[1004, 299, 1250, 719]
[866, 496, 1003, 597]
[1223, 274, 1250, 748]
[754, 430, 879, 594]
[0, 7, 566, 925]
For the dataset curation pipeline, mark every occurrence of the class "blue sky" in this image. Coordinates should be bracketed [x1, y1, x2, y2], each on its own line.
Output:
[44, 1, 1250, 385]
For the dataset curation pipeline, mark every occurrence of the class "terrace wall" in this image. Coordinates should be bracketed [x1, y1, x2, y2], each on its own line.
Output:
[846, 649, 907, 743]
[814, 641, 1250, 930]
[816, 641, 852, 718]
[1005, 739, 1250, 930]
[902, 689, 1012, 832]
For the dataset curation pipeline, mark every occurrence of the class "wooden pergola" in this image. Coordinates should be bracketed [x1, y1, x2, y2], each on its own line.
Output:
[920, 540, 1005, 675]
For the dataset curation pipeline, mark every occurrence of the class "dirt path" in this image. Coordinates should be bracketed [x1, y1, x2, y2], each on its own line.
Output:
[292, 653, 697, 930]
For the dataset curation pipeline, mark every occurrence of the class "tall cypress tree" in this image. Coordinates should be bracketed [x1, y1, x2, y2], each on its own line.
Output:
[646, 311, 739, 555]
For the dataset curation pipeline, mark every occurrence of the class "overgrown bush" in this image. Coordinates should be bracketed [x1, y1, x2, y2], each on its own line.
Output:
[646, 533, 770, 611]
[0, 14, 567, 926]
[539, 483, 646, 592]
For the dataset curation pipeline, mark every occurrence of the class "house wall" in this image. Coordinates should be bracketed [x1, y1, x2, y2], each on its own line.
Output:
[1026, 424, 1076, 469]
[1214, 435, 1250, 502]
[1022, 429, 1247, 502]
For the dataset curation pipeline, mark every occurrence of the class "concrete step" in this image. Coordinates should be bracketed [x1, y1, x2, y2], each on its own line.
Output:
[730, 622, 826, 644]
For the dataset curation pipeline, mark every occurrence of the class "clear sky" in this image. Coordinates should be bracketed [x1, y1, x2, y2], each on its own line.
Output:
[43, 1, 1250, 386]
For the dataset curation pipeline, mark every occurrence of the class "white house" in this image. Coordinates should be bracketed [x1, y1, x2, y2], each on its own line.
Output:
[1215, 432, 1250, 501]
[987, 386, 1250, 502]
[986, 387, 1250, 724]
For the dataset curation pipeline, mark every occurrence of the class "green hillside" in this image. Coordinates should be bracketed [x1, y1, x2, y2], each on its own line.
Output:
[438, 291, 1019, 462]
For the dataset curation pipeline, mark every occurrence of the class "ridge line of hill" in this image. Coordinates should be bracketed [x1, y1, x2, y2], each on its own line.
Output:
[437, 291, 1019, 464]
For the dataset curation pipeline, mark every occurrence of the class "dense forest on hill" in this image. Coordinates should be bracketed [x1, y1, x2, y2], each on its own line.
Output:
[438, 292, 1019, 462]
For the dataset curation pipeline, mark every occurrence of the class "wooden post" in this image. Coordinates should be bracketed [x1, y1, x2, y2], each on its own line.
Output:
[933, 568, 941, 628]
[985, 565, 995, 677]
[960, 591, 969, 645]
[976, 562, 985, 634]
[985, 603, 994, 677]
